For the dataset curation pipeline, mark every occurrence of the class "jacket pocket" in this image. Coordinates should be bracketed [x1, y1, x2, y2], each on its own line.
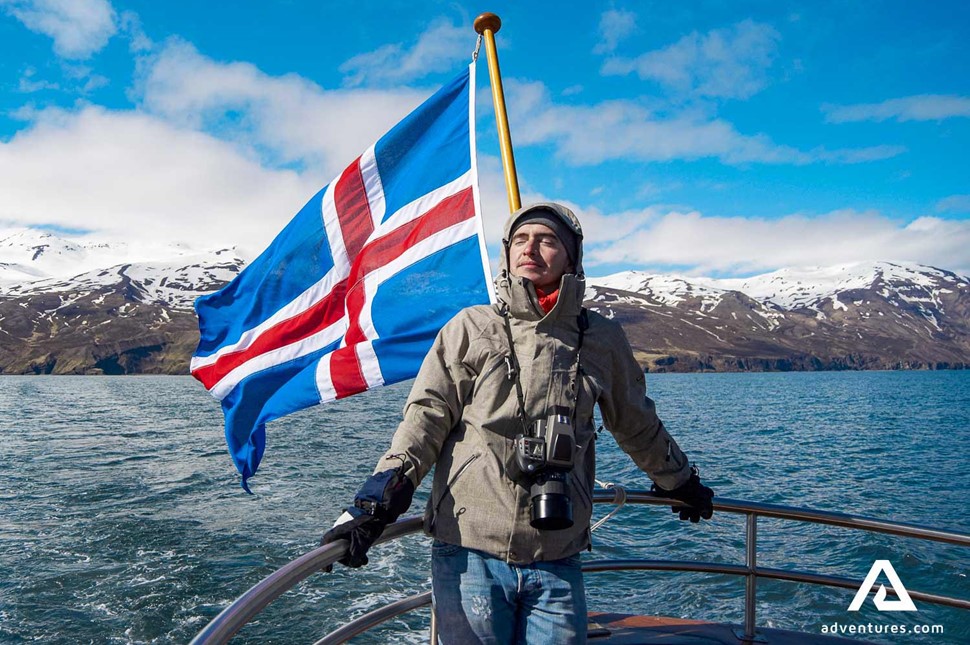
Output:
[429, 452, 481, 531]
[471, 355, 510, 399]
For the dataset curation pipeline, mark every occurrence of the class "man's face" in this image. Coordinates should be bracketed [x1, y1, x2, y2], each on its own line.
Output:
[508, 223, 573, 292]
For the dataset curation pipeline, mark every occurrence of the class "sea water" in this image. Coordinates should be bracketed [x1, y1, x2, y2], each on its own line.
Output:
[0, 371, 967, 644]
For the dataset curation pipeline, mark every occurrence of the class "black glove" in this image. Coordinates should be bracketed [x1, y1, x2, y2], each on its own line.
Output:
[321, 468, 415, 568]
[653, 466, 714, 523]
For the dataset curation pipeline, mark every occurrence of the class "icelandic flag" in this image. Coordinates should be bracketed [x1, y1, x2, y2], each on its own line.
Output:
[191, 65, 492, 492]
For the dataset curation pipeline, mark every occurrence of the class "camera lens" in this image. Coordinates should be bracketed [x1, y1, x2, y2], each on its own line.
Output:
[529, 472, 573, 530]
[531, 494, 573, 530]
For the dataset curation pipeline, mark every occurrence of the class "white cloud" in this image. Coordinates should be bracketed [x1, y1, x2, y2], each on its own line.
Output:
[812, 144, 907, 164]
[0, 33, 504, 263]
[137, 39, 429, 176]
[0, 37, 506, 261]
[474, 188, 969, 277]
[118, 9, 152, 53]
[2, 0, 117, 59]
[339, 18, 469, 87]
[823, 95, 970, 123]
[506, 79, 904, 166]
[0, 106, 316, 256]
[601, 19, 780, 100]
[579, 208, 970, 276]
[936, 194, 970, 214]
[17, 66, 59, 92]
[476, 153, 515, 247]
[593, 9, 637, 54]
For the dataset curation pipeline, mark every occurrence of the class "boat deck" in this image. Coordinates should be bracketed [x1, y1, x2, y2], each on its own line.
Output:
[588, 613, 867, 644]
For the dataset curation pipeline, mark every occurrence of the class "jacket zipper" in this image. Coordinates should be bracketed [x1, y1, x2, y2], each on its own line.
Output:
[430, 452, 481, 530]
[472, 357, 508, 397]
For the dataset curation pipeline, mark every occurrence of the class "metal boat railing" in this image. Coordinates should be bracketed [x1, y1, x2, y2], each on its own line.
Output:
[190, 490, 970, 644]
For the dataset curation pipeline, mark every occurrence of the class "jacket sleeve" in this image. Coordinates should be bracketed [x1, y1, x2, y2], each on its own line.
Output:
[372, 317, 475, 487]
[599, 324, 692, 491]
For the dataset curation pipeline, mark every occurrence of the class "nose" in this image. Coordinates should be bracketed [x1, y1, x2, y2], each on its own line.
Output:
[523, 237, 540, 256]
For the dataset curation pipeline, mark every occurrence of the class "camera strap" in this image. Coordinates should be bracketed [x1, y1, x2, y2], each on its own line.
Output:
[501, 311, 532, 435]
[501, 307, 588, 434]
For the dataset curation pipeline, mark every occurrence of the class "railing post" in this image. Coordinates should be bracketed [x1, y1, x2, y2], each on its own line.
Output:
[736, 512, 765, 642]
[745, 513, 757, 638]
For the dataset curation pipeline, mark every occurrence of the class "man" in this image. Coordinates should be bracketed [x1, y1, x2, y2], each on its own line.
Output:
[323, 202, 714, 644]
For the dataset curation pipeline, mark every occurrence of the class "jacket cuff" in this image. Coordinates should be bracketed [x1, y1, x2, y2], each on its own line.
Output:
[374, 453, 420, 488]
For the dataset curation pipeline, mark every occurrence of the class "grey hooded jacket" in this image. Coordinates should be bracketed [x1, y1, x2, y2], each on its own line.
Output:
[373, 202, 691, 564]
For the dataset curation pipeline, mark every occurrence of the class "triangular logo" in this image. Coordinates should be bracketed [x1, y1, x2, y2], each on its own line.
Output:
[848, 560, 917, 611]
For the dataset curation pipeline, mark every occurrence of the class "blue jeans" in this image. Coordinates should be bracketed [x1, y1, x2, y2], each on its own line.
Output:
[431, 541, 587, 644]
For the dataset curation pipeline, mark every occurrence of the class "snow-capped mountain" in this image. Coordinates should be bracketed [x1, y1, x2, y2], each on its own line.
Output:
[0, 229, 245, 311]
[0, 228, 130, 284]
[702, 261, 966, 316]
[0, 227, 967, 374]
[0, 228, 242, 309]
[0, 229, 244, 374]
[590, 261, 968, 314]
[587, 261, 970, 372]
[2, 250, 244, 310]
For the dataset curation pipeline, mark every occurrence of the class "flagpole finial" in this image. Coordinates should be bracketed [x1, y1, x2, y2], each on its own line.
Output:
[474, 11, 520, 213]
[474, 13, 502, 35]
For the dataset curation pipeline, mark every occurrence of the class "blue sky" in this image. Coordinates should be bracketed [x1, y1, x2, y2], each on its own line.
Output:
[1, 0, 967, 277]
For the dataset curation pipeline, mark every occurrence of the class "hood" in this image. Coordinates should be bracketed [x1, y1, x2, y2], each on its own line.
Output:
[495, 202, 586, 320]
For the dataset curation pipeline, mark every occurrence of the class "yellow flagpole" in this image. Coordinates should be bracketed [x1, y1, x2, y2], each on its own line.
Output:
[474, 12, 521, 213]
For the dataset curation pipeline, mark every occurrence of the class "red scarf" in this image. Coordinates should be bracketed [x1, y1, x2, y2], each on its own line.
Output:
[535, 287, 559, 314]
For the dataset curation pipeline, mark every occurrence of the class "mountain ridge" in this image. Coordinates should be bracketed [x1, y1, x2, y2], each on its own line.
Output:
[587, 261, 970, 372]
[0, 228, 966, 374]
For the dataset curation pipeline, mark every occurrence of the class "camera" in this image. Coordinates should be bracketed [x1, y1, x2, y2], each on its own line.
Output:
[513, 413, 576, 530]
